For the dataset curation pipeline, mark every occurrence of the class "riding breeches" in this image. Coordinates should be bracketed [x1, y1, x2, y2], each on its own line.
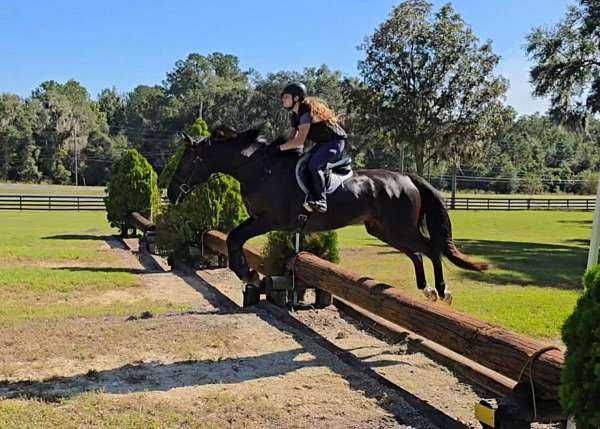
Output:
[306, 139, 345, 201]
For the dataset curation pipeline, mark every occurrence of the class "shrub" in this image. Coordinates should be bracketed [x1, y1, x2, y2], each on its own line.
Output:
[559, 264, 600, 428]
[262, 230, 339, 276]
[156, 174, 247, 260]
[105, 149, 159, 233]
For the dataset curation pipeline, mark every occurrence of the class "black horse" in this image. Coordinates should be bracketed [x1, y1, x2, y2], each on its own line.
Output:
[167, 127, 489, 303]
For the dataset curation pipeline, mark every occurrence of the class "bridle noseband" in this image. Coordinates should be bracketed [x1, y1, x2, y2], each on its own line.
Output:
[173, 143, 205, 199]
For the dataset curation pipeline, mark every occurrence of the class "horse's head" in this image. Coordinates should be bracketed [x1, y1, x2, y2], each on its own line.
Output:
[167, 132, 214, 204]
[167, 126, 268, 204]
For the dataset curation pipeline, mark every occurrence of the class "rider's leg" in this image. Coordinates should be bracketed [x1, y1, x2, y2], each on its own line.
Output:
[306, 139, 345, 213]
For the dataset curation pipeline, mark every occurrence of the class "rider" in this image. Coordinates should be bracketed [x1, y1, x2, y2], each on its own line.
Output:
[278, 83, 348, 213]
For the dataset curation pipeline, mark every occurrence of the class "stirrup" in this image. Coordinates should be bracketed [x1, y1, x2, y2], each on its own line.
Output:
[302, 195, 314, 212]
[302, 201, 313, 212]
[309, 200, 327, 213]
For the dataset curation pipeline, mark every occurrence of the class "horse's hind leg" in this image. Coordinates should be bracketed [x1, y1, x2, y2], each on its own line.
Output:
[364, 221, 435, 300]
[404, 250, 440, 302]
[406, 234, 452, 304]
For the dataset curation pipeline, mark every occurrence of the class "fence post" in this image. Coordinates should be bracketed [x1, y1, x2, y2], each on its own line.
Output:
[48, 196, 51, 211]
[19, 196, 22, 211]
[508, 199, 511, 211]
[77, 196, 80, 211]
[527, 199, 531, 210]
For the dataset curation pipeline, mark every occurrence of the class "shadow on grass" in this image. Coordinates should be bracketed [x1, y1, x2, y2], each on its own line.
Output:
[42, 234, 111, 241]
[454, 239, 586, 289]
[358, 238, 586, 289]
[52, 266, 159, 275]
[42, 234, 126, 250]
[558, 220, 592, 225]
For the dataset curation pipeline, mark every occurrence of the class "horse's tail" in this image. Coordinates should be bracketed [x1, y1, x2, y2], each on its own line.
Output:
[408, 174, 489, 272]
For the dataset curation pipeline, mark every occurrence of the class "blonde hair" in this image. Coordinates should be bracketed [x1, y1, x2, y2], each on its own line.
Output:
[303, 97, 339, 125]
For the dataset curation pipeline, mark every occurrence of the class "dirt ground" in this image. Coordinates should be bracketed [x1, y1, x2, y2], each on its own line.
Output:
[0, 238, 437, 428]
[0, 236, 562, 428]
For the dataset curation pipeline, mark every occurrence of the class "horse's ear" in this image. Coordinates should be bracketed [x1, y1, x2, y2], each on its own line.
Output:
[211, 125, 238, 139]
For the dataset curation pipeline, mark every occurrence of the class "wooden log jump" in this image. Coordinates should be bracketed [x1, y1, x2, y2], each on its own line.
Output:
[201, 229, 564, 403]
[127, 211, 156, 233]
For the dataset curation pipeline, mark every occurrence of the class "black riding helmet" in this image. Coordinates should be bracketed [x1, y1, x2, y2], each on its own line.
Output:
[281, 82, 307, 102]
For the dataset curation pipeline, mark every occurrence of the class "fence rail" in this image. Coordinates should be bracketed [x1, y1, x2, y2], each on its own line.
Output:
[447, 197, 596, 211]
[0, 194, 595, 212]
[0, 195, 106, 211]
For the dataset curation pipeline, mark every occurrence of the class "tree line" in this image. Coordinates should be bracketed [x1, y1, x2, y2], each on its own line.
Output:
[1, 0, 598, 193]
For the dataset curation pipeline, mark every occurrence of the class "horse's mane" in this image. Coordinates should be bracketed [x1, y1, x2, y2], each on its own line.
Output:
[240, 129, 287, 148]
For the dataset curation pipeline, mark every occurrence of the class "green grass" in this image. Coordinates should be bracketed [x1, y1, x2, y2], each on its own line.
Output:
[0, 211, 196, 321]
[341, 211, 591, 339]
[0, 182, 106, 195]
[1, 209, 590, 338]
[0, 211, 113, 261]
[0, 301, 192, 321]
[0, 267, 136, 292]
[251, 210, 591, 339]
[0, 391, 283, 429]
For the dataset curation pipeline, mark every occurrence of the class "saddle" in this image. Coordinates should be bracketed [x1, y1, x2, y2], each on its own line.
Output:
[294, 150, 353, 196]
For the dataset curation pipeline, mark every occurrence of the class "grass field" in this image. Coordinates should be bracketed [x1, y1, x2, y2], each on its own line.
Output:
[0, 204, 589, 426]
[0, 203, 590, 338]
[251, 210, 592, 339]
[0, 211, 193, 321]
[0, 182, 106, 195]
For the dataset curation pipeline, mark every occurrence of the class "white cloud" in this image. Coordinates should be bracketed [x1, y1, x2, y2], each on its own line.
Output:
[497, 54, 550, 116]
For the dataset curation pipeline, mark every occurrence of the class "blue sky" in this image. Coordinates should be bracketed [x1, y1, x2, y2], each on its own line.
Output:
[1, 0, 572, 115]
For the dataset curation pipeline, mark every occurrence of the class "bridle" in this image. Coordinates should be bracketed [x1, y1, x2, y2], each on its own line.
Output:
[172, 144, 206, 200]
[172, 137, 280, 202]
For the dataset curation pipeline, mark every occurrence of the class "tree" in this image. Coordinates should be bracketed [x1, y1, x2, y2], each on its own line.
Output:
[163, 52, 251, 129]
[30, 80, 109, 184]
[527, 0, 600, 130]
[81, 132, 129, 186]
[97, 87, 127, 134]
[105, 149, 160, 233]
[353, 0, 508, 175]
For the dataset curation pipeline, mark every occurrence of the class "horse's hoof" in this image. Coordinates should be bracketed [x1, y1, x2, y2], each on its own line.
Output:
[243, 270, 260, 286]
[243, 284, 260, 307]
[442, 291, 453, 305]
[422, 287, 437, 302]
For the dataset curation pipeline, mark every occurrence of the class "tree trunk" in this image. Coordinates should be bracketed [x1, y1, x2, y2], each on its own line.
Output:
[413, 140, 425, 176]
[398, 141, 405, 173]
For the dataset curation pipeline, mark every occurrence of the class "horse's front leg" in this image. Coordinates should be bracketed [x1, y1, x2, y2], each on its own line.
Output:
[226, 217, 270, 283]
